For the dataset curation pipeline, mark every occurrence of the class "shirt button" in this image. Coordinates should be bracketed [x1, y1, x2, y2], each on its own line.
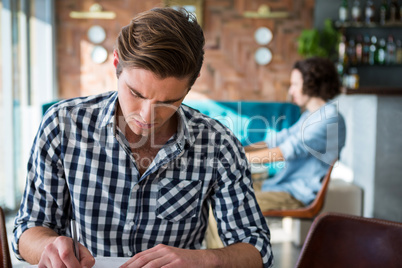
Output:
[179, 182, 185, 188]
[128, 250, 132, 256]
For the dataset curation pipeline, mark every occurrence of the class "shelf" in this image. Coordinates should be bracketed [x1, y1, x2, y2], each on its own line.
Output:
[342, 87, 402, 95]
[335, 21, 402, 29]
[350, 64, 402, 68]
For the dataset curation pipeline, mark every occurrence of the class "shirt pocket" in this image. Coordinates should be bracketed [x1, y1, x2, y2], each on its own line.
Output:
[156, 178, 202, 222]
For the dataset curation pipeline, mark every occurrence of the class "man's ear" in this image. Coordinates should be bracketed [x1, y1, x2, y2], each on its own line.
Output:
[113, 50, 119, 68]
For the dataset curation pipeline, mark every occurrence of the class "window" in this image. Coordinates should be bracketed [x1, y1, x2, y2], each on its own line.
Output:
[0, 0, 57, 211]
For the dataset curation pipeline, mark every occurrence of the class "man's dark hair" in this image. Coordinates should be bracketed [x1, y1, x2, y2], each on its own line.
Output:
[293, 57, 341, 101]
[114, 7, 205, 89]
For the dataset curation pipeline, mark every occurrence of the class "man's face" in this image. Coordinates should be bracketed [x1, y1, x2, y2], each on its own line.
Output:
[117, 67, 189, 137]
[288, 69, 310, 108]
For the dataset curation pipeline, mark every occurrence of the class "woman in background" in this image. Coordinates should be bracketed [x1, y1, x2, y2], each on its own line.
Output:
[246, 56, 346, 211]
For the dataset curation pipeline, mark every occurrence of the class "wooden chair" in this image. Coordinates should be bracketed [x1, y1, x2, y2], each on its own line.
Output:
[261, 162, 335, 219]
[0, 206, 12, 268]
[296, 212, 402, 268]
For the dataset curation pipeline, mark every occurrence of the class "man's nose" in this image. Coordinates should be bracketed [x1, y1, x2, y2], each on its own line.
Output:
[288, 88, 293, 98]
[288, 87, 294, 95]
[140, 100, 153, 123]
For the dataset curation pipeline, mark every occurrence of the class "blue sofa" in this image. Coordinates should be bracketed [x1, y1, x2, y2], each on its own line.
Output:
[183, 100, 300, 146]
[183, 100, 301, 176]
[43, 99, 301, 175]
[44, 100, 301, 142]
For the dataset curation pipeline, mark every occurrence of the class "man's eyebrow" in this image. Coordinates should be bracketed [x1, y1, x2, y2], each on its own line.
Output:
[157, 95, 186, 104]
[127, 85, 146, 99]
[127, 84, 186, 104]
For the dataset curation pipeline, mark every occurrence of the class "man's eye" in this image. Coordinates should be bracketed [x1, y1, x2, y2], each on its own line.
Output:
[130, 91, 140, 98]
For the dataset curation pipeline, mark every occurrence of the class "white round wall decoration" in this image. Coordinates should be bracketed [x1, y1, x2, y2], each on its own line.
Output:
[255, 47, 272, 65]
[87, 25, 106, 44]
[254, 27, 273, 45]
[91, 45, 108, 64]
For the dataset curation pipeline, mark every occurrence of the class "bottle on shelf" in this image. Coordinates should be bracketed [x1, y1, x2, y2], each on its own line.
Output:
[389, 0, 400, 23]
[380, 0, 389, 25]
[400, 2, 402, 22]
[342, 64, 349, 88]
[339, 34, 348, 65]
[396, 39, 402, 64]
[347, 38, 358, 66]
[376, 38, 387, 65]
[386, 35, 397, 64]
[339, 0, 349, 23]
[356, 35, 363, 64]
[362, 34, 371, 64]
[336, 61, 345, 85]
[351, 0, 362, 23]
[369, 35, 377, 65]
[348, 67, 360, 89]
[365, 0, 375, 25]
[342, 65, 360, 90]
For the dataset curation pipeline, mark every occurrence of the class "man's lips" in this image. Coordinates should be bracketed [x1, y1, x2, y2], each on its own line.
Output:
[134, 119, 155, 129]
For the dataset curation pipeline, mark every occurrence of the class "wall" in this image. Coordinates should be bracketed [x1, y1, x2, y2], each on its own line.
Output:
[338, 94, 378, 218]
[56, 0, 315, 101]
[338, 95, 402, 222]
[56, 0, 162, 99]
[374, 97, 402, 221]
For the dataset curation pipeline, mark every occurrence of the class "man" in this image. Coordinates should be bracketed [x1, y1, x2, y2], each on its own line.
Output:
[13, 7, 273, 268]
[246, 57, 346, 210]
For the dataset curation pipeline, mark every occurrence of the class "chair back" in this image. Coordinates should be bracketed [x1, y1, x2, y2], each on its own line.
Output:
[296, 212, 402, 268]
[0, 207, 12, 268]
[261, 162, 335, 218]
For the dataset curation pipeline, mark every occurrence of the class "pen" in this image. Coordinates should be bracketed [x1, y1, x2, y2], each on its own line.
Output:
[70, 219, 80, 260]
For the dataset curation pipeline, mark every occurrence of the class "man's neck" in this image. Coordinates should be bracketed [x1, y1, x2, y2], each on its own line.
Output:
[306, 97, 326, 113]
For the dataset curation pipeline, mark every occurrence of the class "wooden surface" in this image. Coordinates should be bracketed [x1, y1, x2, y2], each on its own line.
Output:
[343, 87, 402, 95]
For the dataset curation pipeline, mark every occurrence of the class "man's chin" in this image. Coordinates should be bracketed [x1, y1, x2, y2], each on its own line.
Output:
[132, 128, 152, 137]
[125, 120, 147, 133]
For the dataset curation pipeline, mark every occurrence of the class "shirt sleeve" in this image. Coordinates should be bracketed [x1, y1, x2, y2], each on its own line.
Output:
[278, 107, 344, 164]
[264, 127, 290, 148]
[212, 133, 273, 268]
[12, 108, 71, 260]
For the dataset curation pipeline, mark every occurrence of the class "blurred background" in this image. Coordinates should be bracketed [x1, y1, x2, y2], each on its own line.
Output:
[1, 0, 402, 266]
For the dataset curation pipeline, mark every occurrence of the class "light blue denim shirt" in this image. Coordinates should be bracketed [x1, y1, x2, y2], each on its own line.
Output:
[261, 102, 346, 205]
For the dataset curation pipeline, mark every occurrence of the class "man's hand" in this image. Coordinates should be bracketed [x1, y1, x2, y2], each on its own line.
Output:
[120, 244, 211, 268]
[38, 236, 95, 268]
[244, 141, 268, 153]
[120, 243, 263, 268]
[19, 226, 95, 268]
[246, 147, 284, 164]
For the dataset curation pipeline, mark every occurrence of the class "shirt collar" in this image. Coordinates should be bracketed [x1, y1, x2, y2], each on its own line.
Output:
[172, 105, 196, 150]
[98, 91, 118, 129]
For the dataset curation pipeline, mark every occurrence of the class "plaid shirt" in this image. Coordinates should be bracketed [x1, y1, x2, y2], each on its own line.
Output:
[13, 91, 273, 267]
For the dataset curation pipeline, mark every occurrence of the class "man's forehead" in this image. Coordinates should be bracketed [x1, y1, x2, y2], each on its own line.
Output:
[122, 69, 189, 102]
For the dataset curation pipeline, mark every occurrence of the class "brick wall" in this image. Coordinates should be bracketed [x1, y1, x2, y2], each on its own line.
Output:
[56, 0, 315, 101]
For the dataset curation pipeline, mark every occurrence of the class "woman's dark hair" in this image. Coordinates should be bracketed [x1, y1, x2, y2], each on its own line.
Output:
[293, 57, 341, 101]
[115, 7, 205, 89]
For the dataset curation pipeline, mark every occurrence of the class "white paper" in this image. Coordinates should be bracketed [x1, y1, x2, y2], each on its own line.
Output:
[93, 257, 132, 268]
[25, 257, 132, 268]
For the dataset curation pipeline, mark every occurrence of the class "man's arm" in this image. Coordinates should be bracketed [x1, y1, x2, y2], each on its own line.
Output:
[244, 141, 268, 152]
[208, 243, 263, 268]
[19, 226, 95, 267]
[246, 146, 284, 164]
[120, 242, 262, 268]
